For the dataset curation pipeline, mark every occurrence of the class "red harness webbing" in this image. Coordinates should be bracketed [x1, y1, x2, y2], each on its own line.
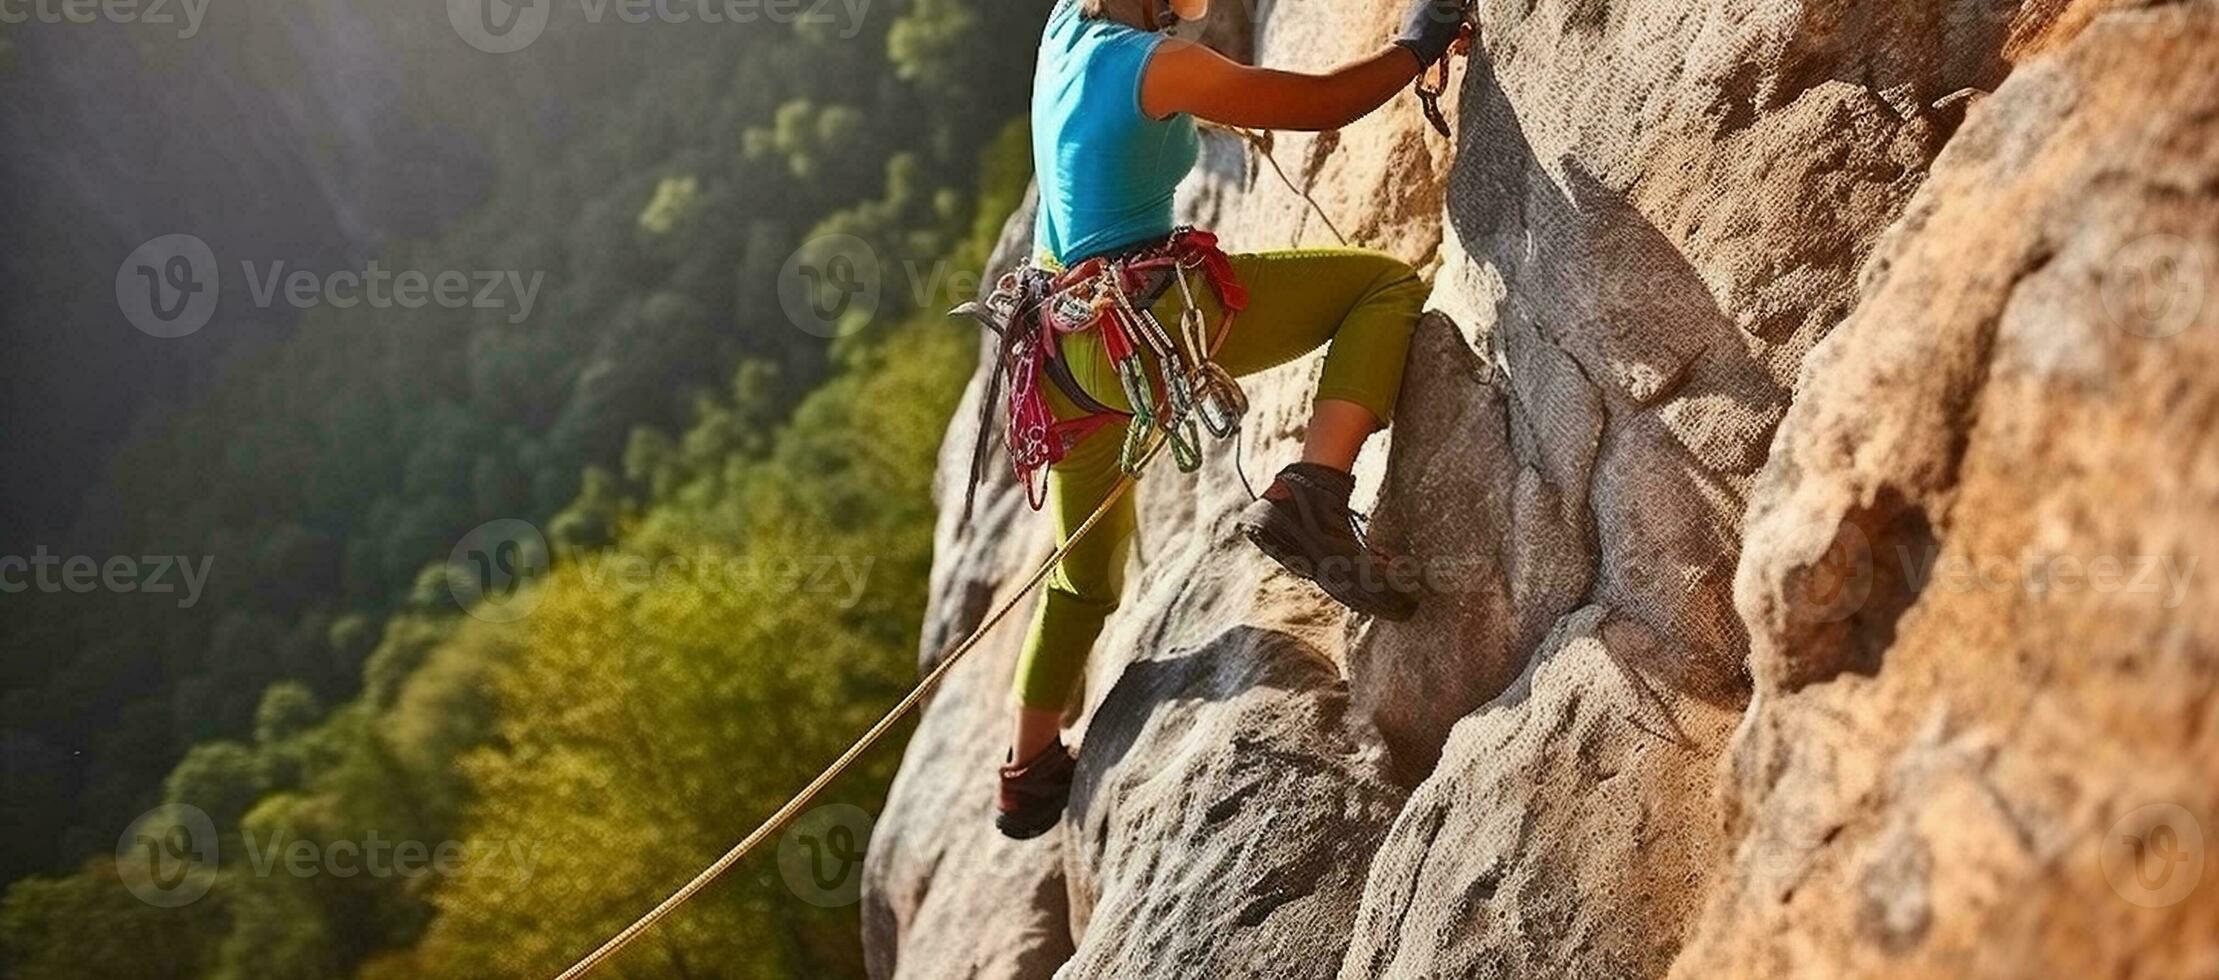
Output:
[1005, 228, 1245, 509]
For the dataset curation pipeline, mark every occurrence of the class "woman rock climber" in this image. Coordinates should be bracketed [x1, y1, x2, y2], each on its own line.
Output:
[992, 0, 1467, 838]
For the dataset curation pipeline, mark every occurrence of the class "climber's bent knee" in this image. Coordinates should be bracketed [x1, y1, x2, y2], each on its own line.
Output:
[1317, 264, 1423, 427]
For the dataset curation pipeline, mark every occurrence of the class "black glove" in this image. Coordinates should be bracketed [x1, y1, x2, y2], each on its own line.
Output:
[1393, 0, 1467, 69]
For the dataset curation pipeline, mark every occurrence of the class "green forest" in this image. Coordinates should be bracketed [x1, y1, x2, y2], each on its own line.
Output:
[0, 0, 1040, 975]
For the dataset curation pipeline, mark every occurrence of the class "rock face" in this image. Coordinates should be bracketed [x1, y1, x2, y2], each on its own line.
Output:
[865, 1, 2218, 978]
[1685, 6, 2219, 975]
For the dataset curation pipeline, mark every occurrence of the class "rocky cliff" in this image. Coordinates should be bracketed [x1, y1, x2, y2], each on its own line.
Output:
[864, 1, 2219, 976]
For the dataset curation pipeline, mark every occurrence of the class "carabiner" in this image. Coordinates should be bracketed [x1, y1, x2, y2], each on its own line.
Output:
[1119, 412, 1154, 474]
[1194, 362, 1247, 438]
[1165, 413, 1203, 472]
[1415, 58, 1450, 137]
[1413, 19, 1473, 138]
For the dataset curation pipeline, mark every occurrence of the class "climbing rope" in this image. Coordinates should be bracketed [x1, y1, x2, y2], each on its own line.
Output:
[553, 437, 1169, 980]
[1201, 29, 1473, 249]
[1199, 121, 1351, 247]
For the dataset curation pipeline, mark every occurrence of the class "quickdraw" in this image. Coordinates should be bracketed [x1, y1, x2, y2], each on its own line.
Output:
[1413, 14, 1476, 138]
[951, 227, 1250, 515]
[1172, 266, 1247, 439]
[1414, 56, 1451, 137]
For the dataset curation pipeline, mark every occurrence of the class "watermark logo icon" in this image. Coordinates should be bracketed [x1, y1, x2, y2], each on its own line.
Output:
[116, 804, 218, 907]
[777, 803, 873, 906]
[116, 233, 219, 338]
[2106, 233, 2209, 340]
[778, 234, 879, 338]
[447, 518, 552, 622]
[1782, 520, 1874, 625]
[450, 0, 551, 53]
[2100, 802, 2203, 908]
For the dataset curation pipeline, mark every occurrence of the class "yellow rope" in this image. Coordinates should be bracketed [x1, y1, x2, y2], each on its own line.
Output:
[553, 436, 1168, 980]
[1203, 40, 1476, 248]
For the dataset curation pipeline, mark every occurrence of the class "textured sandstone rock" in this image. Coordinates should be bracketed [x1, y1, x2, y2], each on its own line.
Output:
[1341, 606, 1743, 979]
[1060, 625, 1404, 976]
[1345, 315, 1523, 783]
[866, 0, 2216, 977]
[1359, 0, 2036, 764]
[1684, 5, 2219, 975]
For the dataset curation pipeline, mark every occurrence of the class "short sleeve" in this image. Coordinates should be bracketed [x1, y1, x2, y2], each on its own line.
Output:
[1083, 25, 1169, 123]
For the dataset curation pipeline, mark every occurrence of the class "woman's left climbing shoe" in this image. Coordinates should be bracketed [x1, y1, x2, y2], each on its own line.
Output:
[996, 738, 1077, 840]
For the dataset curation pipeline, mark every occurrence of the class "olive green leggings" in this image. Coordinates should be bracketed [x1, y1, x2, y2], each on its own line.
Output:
[1011, 247, 1425, 708]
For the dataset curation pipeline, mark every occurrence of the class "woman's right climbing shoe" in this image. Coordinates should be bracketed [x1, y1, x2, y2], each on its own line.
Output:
[996, 738, 1077, 840]
[1236, 462, 1421, 621]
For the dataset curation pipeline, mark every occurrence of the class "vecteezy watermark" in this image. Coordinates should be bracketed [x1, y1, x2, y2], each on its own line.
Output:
[778, 234, 882, 338]
[116, 233, 220, 338]
[2104, 232, 2210, 340]
[239, 829, 541, 887]
[449, 0, 869, 55]
[115, 233, 546, 338]
[901, 257, 989, 312]
[116, 804, 219, 907]
[1896, 547, 2197, 610]
[570, 548, 875, 608]
[115, 802, 538, 906]
[1262, 551, 1490, 602]
[2100, 803, 2204, 908]
[1773, 516, 2198, 623]
[0, 0, 209, 39]
[779, 237, 1010, 338]
[0, 548, 215, 608]
[1780, 521, 1876, 626]
[237, 260, 544, 324]
[777, 803, 873, 906]
[447, 0, 549, 54]
[444, 519, 877, 622]
[447, 518, 554, 623]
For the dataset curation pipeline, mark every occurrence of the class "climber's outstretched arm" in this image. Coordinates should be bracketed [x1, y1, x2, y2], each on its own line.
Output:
[1141, 42, 1418, 131]
[1139, 0, 1465, 131]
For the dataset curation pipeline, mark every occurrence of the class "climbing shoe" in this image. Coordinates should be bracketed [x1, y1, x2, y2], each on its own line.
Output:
[1236, 462, 1421, 621]
[996, 738, 1077, 840]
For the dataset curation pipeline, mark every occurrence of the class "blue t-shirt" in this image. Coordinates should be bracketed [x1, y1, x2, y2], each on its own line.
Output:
[1031, 0, 1199, 265]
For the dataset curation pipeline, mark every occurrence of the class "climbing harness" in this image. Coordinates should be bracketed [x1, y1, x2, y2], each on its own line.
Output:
[553, 438, 1166, 980]
[955, 227, 1251, 515]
